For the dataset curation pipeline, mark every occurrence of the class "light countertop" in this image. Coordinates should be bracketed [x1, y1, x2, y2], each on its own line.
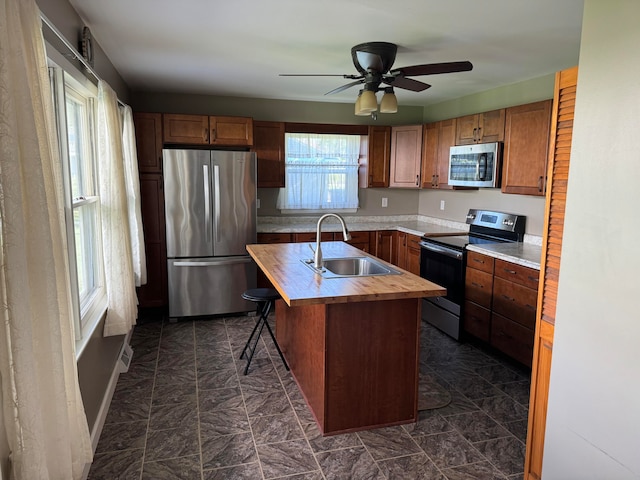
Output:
[466, 242, 542, 270]
[258, 215, 468, 238]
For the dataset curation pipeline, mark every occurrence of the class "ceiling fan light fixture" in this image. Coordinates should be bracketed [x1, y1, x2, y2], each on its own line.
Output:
[359, 89, 378, 113]
[354, 93, 368, 115]
[380, 88, 398, 113]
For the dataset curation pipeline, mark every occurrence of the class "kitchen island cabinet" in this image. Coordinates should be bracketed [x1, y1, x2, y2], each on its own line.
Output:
[246, 241, 445, 435]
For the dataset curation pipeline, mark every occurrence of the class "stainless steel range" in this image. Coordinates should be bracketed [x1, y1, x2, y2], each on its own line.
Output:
[419, 209, 526, 340]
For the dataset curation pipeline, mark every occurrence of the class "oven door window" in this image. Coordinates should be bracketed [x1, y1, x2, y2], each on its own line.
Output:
[420, 246, 464, 306]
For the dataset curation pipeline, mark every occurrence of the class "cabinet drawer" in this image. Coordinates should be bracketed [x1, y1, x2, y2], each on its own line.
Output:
[294, 232, 333, 243]
[407, 234, 422, 250]
[347, 231, 371, 243]
[466, 251, 494, 274]
[491, 313, 534, 367]
[257, 233, 292, 244]
[492, 276, 537, 329]
[495, 259, 539, 289]
[463, 301, 491, 342]
[465, 268, 494, 308]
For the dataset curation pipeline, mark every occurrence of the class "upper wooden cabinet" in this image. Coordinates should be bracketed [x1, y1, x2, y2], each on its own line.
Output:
[210, 116, 253, 146]
[389, 125, 423, 188]
[162, 114, 253, 146]
[456, 109, 505, 145]
[252, 121, 285, 188]
[501, 100, 553, 196]
[421, 119, 457, 189]
[367, 125, 391, 187]
[134, 112, 163, 173]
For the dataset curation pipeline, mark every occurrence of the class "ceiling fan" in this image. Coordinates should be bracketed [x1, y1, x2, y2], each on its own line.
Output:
[280, 42, 473, 114]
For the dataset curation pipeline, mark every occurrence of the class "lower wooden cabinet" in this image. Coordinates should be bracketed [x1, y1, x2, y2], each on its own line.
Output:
[463, 251, 538, 367]
[372, 230, 397, 264]
[397, 231, 421, 274]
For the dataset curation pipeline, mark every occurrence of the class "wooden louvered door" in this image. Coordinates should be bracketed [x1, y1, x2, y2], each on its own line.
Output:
[524, 66, 578, 480]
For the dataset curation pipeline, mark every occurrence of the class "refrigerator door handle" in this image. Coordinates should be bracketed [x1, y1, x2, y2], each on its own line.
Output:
[173, 258, 254, 267]
[213, 164, 221, 243]
[203, 164, 211, 244]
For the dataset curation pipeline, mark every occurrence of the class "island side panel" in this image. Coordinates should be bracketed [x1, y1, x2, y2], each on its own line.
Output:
[324, 298, 420, 435]
[275, 299, 327, 427]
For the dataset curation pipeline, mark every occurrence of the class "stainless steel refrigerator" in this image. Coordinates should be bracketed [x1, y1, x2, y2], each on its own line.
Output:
[163, 149, 257, 319]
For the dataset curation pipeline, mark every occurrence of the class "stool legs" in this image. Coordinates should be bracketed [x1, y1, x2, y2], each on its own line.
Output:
[240, 300, 289, 375]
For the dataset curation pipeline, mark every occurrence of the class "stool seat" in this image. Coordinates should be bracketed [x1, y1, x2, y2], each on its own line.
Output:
[242, 288, 280, 303]
[239, 288, 289, 375]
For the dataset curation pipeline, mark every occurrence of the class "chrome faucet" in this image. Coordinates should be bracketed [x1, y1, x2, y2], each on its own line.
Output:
[313, 213, 351, 268]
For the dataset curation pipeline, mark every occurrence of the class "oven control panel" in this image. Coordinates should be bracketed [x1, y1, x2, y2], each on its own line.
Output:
[466, 209, 525, 234]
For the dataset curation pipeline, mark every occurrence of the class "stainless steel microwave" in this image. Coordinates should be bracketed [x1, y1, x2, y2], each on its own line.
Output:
[448, 142, 502, 188]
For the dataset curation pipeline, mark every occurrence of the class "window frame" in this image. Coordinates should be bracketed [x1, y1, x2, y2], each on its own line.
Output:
[49, 54, 107, 356]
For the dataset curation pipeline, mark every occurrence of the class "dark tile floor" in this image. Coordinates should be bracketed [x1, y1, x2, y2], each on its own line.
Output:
[88, 312, 531, 480]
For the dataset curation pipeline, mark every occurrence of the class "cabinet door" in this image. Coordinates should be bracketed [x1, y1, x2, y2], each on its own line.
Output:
[210, 116, 253, 146]
[491, 313, 534, 367]
[137, 173, 167, 307]
[502, 100, 553, 196]
[478, 109, 505, 143]
[134, 112, 163, 173]
[436, 119, 457, 189]
[389, 125, 422, 188]
[373, 230, 397, 264]
[420, 122, 439, 188]
[465, 267, 494, 308]
[367, 126, 391, 187]
[455, 114, 479, 145]
[492, 276, 537, 330]
[253, 121, 285, 188]
[396, 231, 407, 269]
[163, 114, 209, 144]
[406, 243, 421, 275]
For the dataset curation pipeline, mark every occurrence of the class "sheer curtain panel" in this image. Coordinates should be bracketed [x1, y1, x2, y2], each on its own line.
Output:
[97, 81, 138, 336]
[121, 105, 147, 287]
[0, 0, 92, 478]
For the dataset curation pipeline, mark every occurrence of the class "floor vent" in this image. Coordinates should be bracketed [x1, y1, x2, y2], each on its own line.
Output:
[118, 343, 134, 373]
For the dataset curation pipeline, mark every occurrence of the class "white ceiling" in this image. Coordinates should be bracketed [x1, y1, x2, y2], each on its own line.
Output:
[69, 0, 585, 108]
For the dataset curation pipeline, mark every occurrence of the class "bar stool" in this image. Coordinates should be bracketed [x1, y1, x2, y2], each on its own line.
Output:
[240, 288, 290, 375]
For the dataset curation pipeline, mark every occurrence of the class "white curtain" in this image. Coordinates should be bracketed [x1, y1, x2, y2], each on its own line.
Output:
[277, 133, 360, 210]
[97, 81, 138, 336]
[120, 105, 147, 287]
[0, 0, 93, 478]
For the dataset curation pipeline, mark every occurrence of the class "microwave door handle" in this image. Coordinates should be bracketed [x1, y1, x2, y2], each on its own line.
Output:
[479, 153, 487, 181]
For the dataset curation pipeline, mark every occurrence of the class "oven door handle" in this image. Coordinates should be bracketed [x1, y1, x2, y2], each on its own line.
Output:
[420, 241, 463, 260]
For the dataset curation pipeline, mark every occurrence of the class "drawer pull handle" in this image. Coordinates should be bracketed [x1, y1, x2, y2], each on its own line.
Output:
[501, 294, 515, 302]
[528, 276, 538, 282]
[504, 269, 517, 275]
[526, 304, 536, 311]
[471, 282, 484, 288]
[474, 258, 485, 264]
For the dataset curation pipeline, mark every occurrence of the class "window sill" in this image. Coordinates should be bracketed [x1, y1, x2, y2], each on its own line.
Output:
[75, 297, 107, 360]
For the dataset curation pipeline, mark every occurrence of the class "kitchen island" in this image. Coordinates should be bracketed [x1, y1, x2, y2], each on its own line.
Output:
[246, 241, 446, 435]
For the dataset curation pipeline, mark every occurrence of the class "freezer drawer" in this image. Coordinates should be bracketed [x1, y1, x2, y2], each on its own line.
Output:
[167, 256, 256, 318]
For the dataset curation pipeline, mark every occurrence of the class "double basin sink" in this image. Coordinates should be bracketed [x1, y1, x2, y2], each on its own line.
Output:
[303, 256, 401, 279]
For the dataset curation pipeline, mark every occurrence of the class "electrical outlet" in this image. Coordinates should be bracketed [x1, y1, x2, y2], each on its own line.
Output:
[382, 197, 388, 208]
[257, 198, 261, 209]
[440, 200, 445, 211]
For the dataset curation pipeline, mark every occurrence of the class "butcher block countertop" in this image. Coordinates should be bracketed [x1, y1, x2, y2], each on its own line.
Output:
[246, 241, 446, 307]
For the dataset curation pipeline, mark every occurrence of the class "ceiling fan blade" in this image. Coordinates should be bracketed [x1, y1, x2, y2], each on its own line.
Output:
[325, 79, 365, 95]
[392, 61, 473, 77]
[279, 74, 359, 77]
[387, 75, 431, 92]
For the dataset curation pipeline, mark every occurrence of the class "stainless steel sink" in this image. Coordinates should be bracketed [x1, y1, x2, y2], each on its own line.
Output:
[302, 256, 401, 278]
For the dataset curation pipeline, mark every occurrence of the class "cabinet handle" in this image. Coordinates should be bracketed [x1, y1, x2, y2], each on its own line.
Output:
[471, 282, 483, 288]
[416, 174, 419, 186]
[210, 128, 216, 142]
[473, 258, 485, 264]
[526, 304, 536, 311]
[501, 294, 515, 302]
[476, 126, 482, 141]
[204, 126, 209, 143]
[504, 269, 517, 275]
[528, 275, 538, 283]
[538, 176, 544, 192]
[473, 127, 477, 141]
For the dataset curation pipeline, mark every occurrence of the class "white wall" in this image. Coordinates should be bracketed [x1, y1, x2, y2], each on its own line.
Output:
[543, 1, 640, 478]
